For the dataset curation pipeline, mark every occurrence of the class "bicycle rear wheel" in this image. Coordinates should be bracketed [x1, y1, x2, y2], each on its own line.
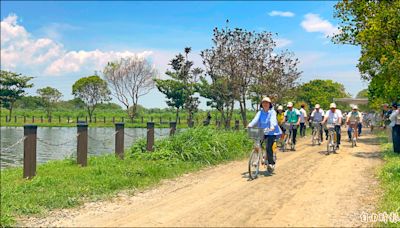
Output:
[248, 150, 260, 180]
[282, 135, 288, 152]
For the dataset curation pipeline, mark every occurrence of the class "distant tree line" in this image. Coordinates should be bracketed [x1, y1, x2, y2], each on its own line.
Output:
[2, 22, 363, 124]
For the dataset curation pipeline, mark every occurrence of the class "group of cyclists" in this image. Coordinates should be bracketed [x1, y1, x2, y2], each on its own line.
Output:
[247, 97, 365, 173]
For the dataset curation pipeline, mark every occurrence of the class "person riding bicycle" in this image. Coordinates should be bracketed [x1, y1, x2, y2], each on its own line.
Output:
[299, 104, 308, 137]
[284, 102, 301, 150]
[321, 103, 343, 150]
[346, 105, 361, 142]
[310, 104, 324, 142]
[248, 97, 282, 170]
[277, 105, 286, 134]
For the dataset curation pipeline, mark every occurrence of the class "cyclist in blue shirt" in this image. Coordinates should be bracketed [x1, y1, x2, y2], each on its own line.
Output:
[248, 97, 282, 170]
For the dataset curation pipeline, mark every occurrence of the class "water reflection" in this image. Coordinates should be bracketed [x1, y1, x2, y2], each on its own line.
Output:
[0, 127, 170, 169]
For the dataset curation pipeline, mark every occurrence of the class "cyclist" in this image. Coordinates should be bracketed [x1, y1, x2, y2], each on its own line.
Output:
[310, 104, 325, 142]
[284, 102, 301, 150]
[346, 105, 361, 142]
[277, 105, 285, 131]
[248, 97, 282, 170]
[322, 103, 343, 150]
[299, 104, 308, 137]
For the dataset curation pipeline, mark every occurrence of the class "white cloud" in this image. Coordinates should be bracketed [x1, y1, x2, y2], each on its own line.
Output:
[39, 22, 81, 41]
[275, 38, 292, 48]
[300, 13, 340, 37]
[268, 11, 295, 17]
[0, 14, 152, 76]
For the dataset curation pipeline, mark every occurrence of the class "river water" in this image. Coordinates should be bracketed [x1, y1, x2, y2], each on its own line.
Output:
[0, 127, 171, 169]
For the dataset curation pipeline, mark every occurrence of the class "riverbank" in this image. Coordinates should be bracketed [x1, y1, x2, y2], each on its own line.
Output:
[0, 127, 252, 226]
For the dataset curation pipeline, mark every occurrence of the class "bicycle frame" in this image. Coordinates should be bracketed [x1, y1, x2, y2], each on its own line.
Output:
[247, 127, 276, 179]
[312, 122, 322, 145]
[284, 123, 296, 150]
[349, 121, 358, 147]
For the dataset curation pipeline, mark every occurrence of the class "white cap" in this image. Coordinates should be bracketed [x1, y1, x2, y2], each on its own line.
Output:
[277, 105, 283, 110]
[315, 104, 320, 109]
[261, 97, 271, 103]
[353, 105, 358, 110]
[287, 102, 293, 108]
[330, 103, 337, 108]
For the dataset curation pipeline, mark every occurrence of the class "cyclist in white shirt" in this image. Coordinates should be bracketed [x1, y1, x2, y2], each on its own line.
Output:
[310, 104, 325, 142]
[299, 104, 308, 137]
[321, 103, 343, 149]
[346, 105, 361, 142]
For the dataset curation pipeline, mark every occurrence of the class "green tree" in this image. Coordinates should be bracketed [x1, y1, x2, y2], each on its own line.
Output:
[200, 24, 301, 127]
[356, 89, 368, 98]
[72, 75, 111, 122]
[0, 70, 33, 118]
[37, 86, 63, 117]
[155, 48, 202, 123]
[15, 96, 43, 109]
[333, 0, 400, 103]
[155, 79, 186, 122]
[296, 79, 350, 110]
[197, 77, 236, 128]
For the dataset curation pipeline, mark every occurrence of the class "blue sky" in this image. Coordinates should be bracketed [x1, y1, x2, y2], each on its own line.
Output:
[1, 1, 367, 109]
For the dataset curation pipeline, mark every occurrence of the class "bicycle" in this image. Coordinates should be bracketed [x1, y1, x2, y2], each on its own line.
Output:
[283, 123, 296, 151]
[277, 125, 287, 151]
[348, 121, 358, 147]
[311, 121, 322, 146]
[247, 127, 276, 180]
[326, 123, 337, 155]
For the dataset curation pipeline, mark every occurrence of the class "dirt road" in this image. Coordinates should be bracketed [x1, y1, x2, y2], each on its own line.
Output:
[21, 131, 383, 227]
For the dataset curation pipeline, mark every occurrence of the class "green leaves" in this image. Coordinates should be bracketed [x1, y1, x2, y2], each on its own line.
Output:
[296, 79, 350, 109]
[72, 75, 111, 121]
[0, 70, 33, 117]
[37, 86, 63, 117]
[333, 0, 400, 103]
[156, 48, 202, 122]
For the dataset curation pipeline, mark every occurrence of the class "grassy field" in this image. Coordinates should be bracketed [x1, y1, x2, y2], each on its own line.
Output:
[374, 130, 400, 227]
[0, 127, 253, 227]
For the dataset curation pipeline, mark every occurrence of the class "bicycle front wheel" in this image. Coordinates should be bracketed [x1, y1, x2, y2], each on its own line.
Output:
[312, 130, 317, 146]
[327, 134, 333, 155]
[248, 150, 260, 180]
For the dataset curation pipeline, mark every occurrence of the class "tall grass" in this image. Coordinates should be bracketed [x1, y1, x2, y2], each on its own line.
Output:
[130, 127, 253, 164]
[0, 127, 252, 227]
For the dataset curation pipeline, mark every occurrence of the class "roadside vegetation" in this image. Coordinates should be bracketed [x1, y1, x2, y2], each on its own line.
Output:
[375, 131, 400, 227]
[0, 127, 252, 226]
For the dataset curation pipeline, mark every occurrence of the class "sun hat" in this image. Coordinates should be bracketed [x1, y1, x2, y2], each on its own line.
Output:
[261, 97, 271, 103]
[330, 103, 336, 109]
[353, 105, 358, 110]
[315, 104, 320, 109]
[287, 102, 293, 108]
[277, 105, 283, 110]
